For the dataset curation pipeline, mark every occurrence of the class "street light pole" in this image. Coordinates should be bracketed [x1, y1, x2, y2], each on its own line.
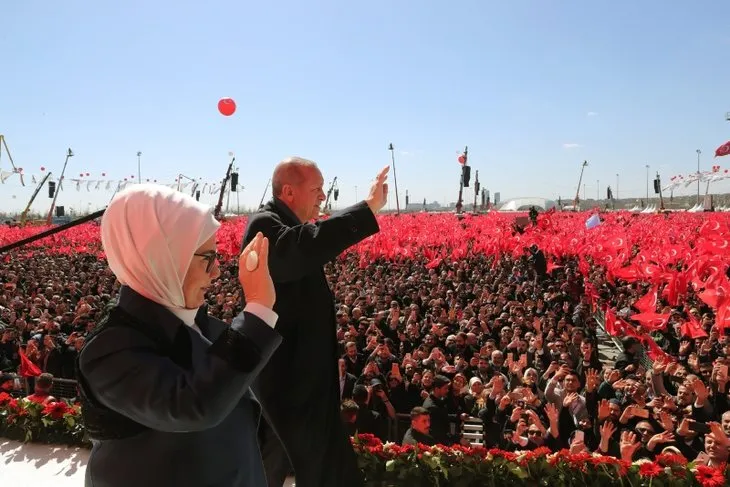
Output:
[387, 143, 401, 215]
[696, 149, 701, 205]
[597, 180, 599, 201]
[616, 173, 619, 201]
[137, 151, 142, 182]
[645, 164, 650, 201]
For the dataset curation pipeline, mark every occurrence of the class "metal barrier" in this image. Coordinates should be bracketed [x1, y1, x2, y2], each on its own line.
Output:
[51, 378, 79, 400]
[388, 413, 483, 446]
[1, 374, 78, 400]
[594, 308, 653, 370]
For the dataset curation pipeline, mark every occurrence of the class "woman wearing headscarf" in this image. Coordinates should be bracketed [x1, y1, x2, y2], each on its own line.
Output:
[76, 184, 281, 487]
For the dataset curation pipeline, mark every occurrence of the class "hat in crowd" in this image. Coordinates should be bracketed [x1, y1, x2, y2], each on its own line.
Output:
[370, 378, 383, 387]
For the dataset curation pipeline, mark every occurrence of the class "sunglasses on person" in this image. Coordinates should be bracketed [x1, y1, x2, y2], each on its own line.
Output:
[193, 251, 221, 273]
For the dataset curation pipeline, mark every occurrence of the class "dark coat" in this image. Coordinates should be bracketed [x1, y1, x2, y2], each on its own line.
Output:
[78, 287, 281, 487]
[340, 372, 357, 401]
[243, 198, 379, 487]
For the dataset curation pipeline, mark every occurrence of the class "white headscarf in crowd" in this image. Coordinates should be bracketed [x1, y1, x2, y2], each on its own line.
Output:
[101, 184, 220, 310]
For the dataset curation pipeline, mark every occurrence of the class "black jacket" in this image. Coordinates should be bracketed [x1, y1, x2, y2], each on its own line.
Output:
[242, 198, 379, 487]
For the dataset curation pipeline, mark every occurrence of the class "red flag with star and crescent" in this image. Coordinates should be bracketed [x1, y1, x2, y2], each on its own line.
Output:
[716, 141, 730, 158]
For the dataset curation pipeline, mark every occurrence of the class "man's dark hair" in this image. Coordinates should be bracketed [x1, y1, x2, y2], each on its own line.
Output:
[410, 406, 429, 420]
[341, 399, 359, 414]
[433, 375, 451, 389]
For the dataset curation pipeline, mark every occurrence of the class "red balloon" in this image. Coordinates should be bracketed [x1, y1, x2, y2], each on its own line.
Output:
[218, 97, 236, 116]
[40, 166, 46, 171]
[131, 175, 135, 179]
[458, 155, 466, 164]
[102, 172, 106, 177]
[80, 173, 84, 177]
[86, 172, 90, 176]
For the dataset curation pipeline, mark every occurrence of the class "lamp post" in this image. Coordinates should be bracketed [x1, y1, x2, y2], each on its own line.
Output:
[616, 173, 619, 201]
[137, 152, 142, 182]
[645, 165, 650, 201]
[597, 180, 599, 201]
[387, 143, 401, 215]
[696, 149, 701, 205]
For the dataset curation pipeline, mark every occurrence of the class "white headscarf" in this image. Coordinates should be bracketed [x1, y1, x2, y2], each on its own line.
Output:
[101, 184, 220, 310]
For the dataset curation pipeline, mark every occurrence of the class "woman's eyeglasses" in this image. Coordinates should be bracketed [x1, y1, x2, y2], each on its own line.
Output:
[194, 251, 220, 273]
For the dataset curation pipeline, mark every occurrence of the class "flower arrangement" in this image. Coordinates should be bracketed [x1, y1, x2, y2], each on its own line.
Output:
[0, 400, 728, 487]
[351, 434, 729, 487]
[0, 392, 87, 446]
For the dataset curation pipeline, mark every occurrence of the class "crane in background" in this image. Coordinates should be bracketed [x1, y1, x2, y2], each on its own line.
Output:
[20, 172, 53, 225]
[323, 176, 338, 215]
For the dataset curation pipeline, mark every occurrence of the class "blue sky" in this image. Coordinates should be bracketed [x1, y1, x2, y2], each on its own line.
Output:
[2, 1, 730, 214]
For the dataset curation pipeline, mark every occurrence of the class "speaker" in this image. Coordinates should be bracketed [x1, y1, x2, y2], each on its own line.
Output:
[56, 206, 65, 217]
[474, 180, 480, 193]
[230, 172, 239, 190]
[462, 165, 471, 187]
[48, 181, 56, 198]
[653, 178, 660, 194]
[334, 189, 339, 201]
[405, 194, 409, 206]
[195, 191, 201, 201]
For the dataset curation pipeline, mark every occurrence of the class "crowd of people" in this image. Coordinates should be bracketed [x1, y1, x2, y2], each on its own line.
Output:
[1, 216, 730, 471]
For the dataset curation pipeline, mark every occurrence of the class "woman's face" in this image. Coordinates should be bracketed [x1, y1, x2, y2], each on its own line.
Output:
[182, 234, 221, 309]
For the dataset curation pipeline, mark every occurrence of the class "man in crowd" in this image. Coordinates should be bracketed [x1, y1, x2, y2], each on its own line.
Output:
[402, 407, 435, 446]
[242, 158, 389, 487]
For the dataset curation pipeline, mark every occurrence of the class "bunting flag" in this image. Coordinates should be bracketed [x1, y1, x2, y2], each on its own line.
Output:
[0, 166, 229, 194]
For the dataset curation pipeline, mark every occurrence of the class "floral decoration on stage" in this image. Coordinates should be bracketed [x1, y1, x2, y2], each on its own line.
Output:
[0, 392, 86, 446]
[351, 433, 728, 487]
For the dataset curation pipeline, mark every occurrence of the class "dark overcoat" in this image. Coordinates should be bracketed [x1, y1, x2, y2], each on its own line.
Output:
[243, 198, 379, 487]
[78, 286, 281, 487]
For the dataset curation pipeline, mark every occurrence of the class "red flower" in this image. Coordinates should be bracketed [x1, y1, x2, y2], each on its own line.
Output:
[0, 391, 11, 405]
[655, 452, 687, 467]
[27, 395, 47, 404]
[694, 465, 727, 487]
[638, 461, 662, 478]
[355, 433, 382, 448]
[42, 401, 70, 420]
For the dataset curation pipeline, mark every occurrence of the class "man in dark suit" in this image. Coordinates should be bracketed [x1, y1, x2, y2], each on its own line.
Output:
[243, 158, 389, 487]
[339, 358, 357, 400]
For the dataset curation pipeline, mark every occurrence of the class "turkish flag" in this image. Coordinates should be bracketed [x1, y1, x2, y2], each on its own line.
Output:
[716, 141, 730, 158]
[19, 349, 41, 378]
[633, 286, 658, 314]
[680, 311, 708, 339]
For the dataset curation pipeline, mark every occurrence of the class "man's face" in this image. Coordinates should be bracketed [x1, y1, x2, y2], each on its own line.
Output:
[412, 414, 430, 435]
[564, 373, 580, 392]
[285, 167, 326, 222]
[722, 412, 730, 436]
